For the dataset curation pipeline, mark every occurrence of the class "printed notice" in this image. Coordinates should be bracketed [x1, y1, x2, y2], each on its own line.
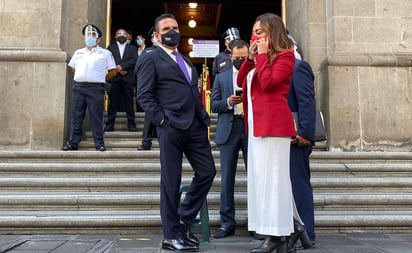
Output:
[192, 40, 219, 58]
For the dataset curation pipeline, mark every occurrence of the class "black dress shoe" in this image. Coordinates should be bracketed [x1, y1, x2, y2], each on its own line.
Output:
[181, 223, 200, 246]
[62, 145, 78, 151]
[128, 127, 137, 132]
[161, 238, 199, 252]
[96, 146, 106, 152]
[212, 227, 235, 239]
[137, 145, 151, 151]
[104, 126, 114, 132]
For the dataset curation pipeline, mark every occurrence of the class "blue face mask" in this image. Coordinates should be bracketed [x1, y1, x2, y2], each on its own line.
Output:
[85, 36, 97, 47]
[136, 39, 143, 46]
[153, 38, 160, 47]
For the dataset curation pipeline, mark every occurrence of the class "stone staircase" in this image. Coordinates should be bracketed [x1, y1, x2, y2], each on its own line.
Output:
[0, 113, 411, 234]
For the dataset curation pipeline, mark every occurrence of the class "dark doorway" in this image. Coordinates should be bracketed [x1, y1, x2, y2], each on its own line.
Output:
[111, 0, 282, 70]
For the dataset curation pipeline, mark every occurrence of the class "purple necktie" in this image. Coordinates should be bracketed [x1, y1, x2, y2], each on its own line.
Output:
[172, 51, 191, 84]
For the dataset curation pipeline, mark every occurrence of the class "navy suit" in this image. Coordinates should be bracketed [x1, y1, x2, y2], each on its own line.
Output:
[211, 68, 247, 230]
[288, 59, 316, 241]
[106, 42, 137, 129]
[136, 46, 216, 239]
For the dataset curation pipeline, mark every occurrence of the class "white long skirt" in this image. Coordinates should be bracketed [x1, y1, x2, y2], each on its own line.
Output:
[246, 70, 293, 236]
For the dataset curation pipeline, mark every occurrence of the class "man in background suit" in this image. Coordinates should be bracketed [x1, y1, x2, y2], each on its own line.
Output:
[211, 39, 249, 238]
[105, 28, 137, 132]
[136, 14, 216, 252]
[288, 58, 317, 245]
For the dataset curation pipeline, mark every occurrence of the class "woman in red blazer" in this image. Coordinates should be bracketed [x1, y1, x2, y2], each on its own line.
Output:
[237, 13, 296, 253]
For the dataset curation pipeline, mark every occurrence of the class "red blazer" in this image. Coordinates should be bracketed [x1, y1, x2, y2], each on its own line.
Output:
[237, 50, 296, 137]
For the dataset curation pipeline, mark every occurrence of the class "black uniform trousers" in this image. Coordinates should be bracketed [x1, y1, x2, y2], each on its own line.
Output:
[106, 80, 136, 129]
[157, 117, 216, 239]
[68, 85, 105, 148]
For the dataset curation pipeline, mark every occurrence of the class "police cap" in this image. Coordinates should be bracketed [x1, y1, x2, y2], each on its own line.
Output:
[82, 24, 102, 38]
[223, 27, 240, 41]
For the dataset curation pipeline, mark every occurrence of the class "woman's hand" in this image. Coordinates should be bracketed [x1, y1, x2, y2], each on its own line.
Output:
[249, 39, 259, 61]
[256, 36, 269, 54]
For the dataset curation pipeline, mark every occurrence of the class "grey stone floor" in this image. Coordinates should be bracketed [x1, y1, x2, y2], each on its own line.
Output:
[1, 233, 412, 253]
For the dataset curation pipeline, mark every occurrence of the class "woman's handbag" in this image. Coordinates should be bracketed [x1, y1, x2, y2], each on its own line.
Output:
[292, 110, 327, 142]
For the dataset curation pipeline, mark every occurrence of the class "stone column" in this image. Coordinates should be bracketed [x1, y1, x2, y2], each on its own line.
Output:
[0, 0, 109, 150]
[0, 0, 67, 150]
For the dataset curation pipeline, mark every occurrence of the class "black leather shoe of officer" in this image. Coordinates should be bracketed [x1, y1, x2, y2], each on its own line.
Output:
[62, 145, 78, 151]
[181, 223, 200, 246]
[212, 227, 235, 239]
[161, 237, 199, 252]
[96, 146, 106, 152]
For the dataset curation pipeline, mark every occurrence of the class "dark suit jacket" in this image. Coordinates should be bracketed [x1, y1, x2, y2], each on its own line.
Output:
[135, 46, 210, 130]
[107, 41, 138, 83]
[288, 59, 316, 141]
[211, 68, 236, 145]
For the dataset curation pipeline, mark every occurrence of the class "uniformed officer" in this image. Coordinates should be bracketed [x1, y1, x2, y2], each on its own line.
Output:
[63, 24, 117, 151]
[211, 27, 240, 79]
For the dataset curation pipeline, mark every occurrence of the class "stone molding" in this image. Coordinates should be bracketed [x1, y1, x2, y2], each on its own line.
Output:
[320, 53, 412, 69]
[0, 49, 67, 62]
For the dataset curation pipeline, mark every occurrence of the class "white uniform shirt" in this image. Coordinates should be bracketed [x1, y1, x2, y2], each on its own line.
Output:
[68, 46, 116, 83]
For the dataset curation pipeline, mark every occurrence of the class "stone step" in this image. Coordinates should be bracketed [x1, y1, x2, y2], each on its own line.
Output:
[1, 160, 411, 177]
[0, 174, 411, 195]
[4, 151, 410, 163]
[0, 192, 410, 212]
[0, 210, 411, 234]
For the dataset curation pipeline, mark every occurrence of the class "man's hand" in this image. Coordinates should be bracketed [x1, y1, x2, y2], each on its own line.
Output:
[228, 95, 242, 106]
[296, 135, 311, 147]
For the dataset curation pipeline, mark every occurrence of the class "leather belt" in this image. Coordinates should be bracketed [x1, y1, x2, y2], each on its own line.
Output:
[74, 81, 105, 87]
[233, 114, 244, 120]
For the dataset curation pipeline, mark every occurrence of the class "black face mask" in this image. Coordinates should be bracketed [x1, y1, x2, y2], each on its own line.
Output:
[117, 36, 127, 44]
[161, 30, 181, 47]
[233, 58, 245, 70]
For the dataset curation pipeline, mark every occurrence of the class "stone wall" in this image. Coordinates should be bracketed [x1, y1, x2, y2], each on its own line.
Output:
[0, 0, 67, 150]
[0, 0, 109, 150]
[288, 0, 412, 151]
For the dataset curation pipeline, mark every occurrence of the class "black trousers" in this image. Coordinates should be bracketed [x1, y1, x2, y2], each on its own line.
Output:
[141, 113, 157, 146]
[68, 85, 105, 148]
[157, 118, 216, 239]
[106, 80, 136, 128]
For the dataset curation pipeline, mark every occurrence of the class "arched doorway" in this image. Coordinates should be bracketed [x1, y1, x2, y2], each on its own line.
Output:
[110, 0, 283, 70]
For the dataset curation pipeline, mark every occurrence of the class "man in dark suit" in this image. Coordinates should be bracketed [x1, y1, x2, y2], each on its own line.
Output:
[288, 59, 316, 245]
[211, 40, 249, 238]
[136, 14, 216, 252]
[105, 28, 137, 132]
[136, 27, 158, 151]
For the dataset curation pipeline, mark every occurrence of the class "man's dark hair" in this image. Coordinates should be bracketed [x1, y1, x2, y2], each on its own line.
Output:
[229, 39, 249, 51]
[154, 14, 177, 32]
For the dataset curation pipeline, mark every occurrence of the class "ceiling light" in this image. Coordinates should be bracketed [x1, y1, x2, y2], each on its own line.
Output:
[188, 38, 194, 45]
[189, 3, 198, 9]
[188, 19, 196, 28]
[189, 51, 194, 58]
